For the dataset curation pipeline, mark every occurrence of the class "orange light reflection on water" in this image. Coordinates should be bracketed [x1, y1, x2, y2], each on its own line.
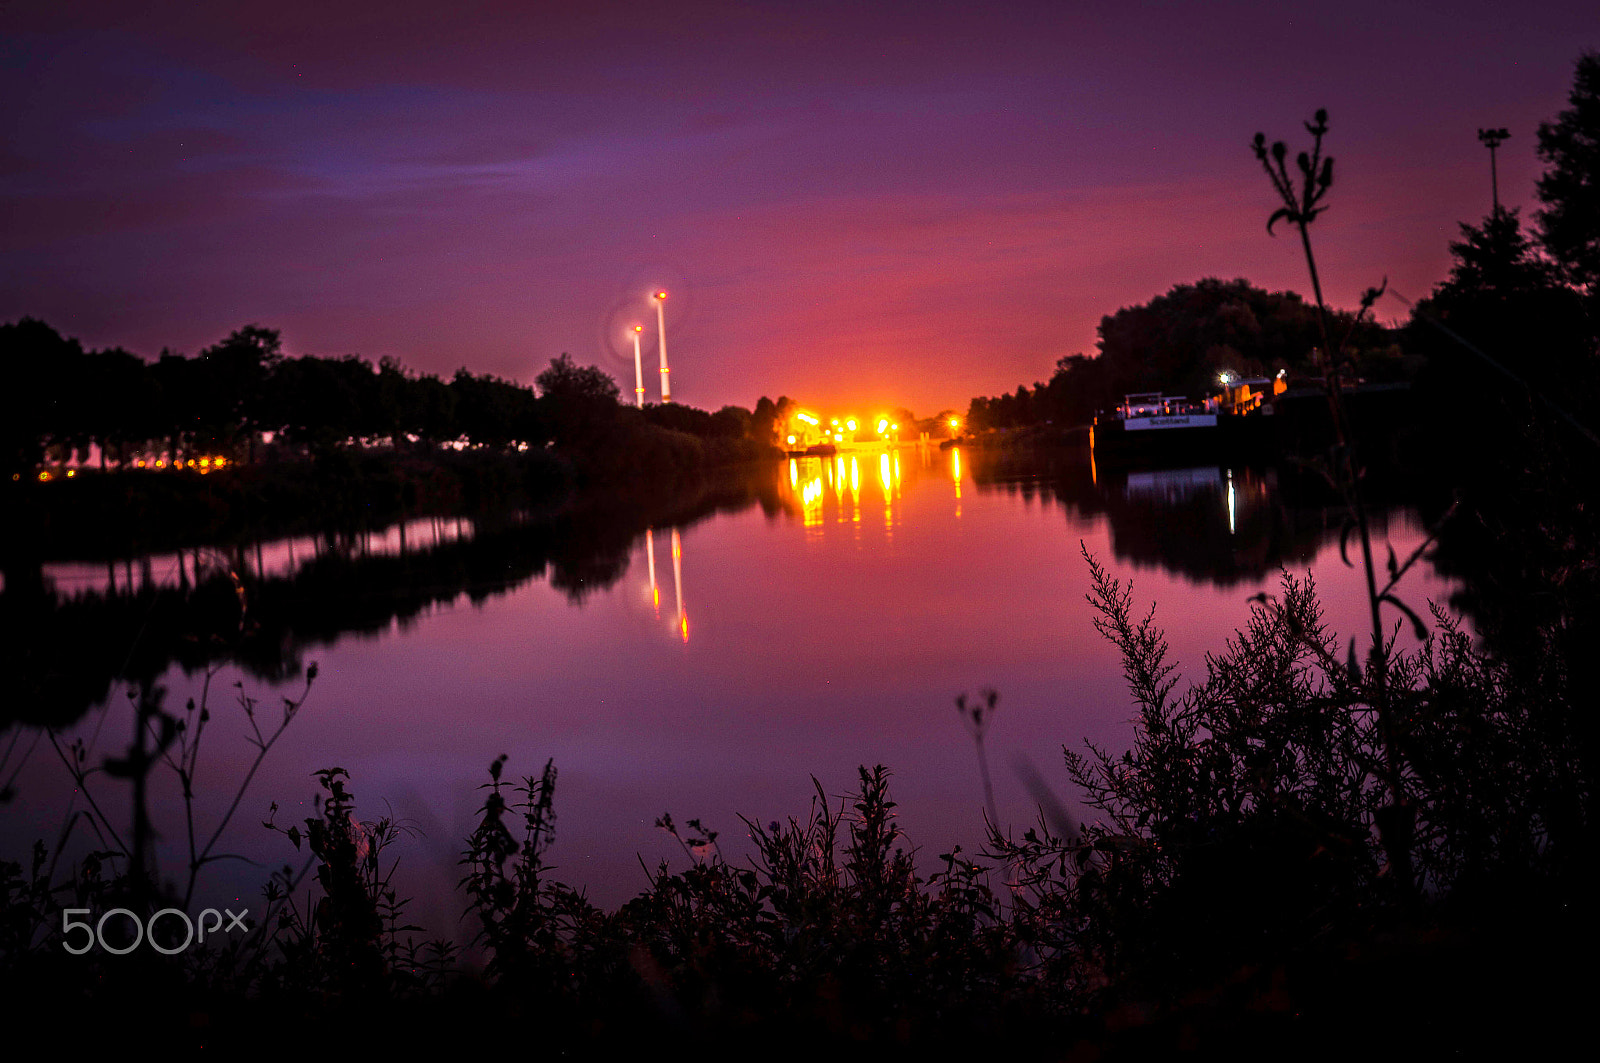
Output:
[952, 447, 962, 517]
[671, 528, 687, 643]
[646, 528, 659, 615]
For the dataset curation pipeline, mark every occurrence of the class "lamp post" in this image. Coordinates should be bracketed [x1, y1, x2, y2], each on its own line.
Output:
[631, 325, 645, 408]
[653, 290, 671, 402]
[1477, 127, 1510, 214]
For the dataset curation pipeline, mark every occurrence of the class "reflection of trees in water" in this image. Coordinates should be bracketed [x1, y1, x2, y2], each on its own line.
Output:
[1416, 435, 1600, 746]
[4, 470, 783, 729]
[966, 451, 1404, 588]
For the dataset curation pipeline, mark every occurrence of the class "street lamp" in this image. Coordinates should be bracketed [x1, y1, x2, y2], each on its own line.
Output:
[1478, 127, 1510, 214]
[631, 325, 645, 408]
[654, 290, 672, 403]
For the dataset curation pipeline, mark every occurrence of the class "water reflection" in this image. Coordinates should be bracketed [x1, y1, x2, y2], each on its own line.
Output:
[769, 446, 1341, 589]
[33, 516, 481, 602]
[8, 448, 1432, 734]
[3, 472, 774, 727]
[963, 451, 1361, 589]
[4, 444, 1468, 926]
[672, 527, 688, 643]
[952, 447, 963, 515]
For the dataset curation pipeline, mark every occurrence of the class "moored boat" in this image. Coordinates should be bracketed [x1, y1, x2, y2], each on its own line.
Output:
[1091, 393, 1218, 459]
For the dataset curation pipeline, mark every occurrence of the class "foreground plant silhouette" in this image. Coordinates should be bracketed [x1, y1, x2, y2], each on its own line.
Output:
[2, 541, 1587, 1051]
[1252, 110, 1442, 894]
[994, 547, 1581, 992]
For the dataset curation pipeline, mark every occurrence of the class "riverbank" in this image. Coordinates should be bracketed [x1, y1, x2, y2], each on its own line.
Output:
[3, 431, 782, 562]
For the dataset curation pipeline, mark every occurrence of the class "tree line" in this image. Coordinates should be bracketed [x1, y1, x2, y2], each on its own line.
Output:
[965, 51, 1599, 434]
[966, 278, 1396, 432]
[0, 321, 792, 475]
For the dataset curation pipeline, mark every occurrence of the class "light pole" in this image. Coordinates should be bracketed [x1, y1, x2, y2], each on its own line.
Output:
[631, 325, 645, 408]
[653, 290, 672, 402]
[1477, 127, 1510, 214]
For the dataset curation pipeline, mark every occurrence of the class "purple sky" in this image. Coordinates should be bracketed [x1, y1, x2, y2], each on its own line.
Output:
[3, 2, 1593, 415]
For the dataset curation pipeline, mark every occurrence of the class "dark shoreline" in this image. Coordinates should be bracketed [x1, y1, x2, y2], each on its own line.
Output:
[2, 441, 781, 563]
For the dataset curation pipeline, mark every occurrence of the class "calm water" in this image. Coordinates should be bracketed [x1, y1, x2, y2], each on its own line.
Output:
[4, 447, 1460, 938]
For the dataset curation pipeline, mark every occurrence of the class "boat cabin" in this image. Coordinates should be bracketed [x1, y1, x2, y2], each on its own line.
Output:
[1117, 393, 1203, 419]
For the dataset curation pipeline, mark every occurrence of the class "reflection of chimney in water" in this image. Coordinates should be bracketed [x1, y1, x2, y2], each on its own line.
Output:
[646, 528, 659, 615]
[671, 528, 688, 642]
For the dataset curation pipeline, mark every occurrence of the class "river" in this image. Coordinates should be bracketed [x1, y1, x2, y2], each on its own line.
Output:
[1, 445, 1461, 940]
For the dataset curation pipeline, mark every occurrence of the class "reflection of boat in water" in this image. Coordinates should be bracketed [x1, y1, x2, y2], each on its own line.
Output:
[1123, 464, 1223, 503]
[1092, 393, 1218, 460]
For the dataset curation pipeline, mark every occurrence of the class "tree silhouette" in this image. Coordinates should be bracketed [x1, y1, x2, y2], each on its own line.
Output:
[1410, 209, 1590, 416]
[535, 354, 620, 407]
[535, 354, 621, 449]
[1536, 51, 1600, 301]
[199, 325, 284, 461]
[0, 318, 83, 472]
[963, 278, 1384, 432]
